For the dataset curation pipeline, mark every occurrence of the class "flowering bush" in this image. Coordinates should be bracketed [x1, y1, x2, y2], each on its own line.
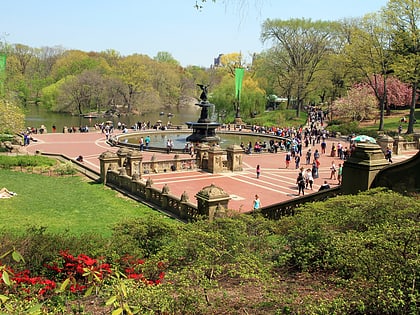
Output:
[0, 250, 166, 301]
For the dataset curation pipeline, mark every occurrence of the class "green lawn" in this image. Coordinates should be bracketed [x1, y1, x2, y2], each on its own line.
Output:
[0, 170, 171, 236]
[362, 109, 420, 134]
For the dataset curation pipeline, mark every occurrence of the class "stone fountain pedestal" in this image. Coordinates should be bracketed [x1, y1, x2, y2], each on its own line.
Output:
[186, 98, 220, 144]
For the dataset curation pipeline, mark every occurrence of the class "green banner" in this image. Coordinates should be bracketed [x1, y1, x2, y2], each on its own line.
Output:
[0, 54, 6, 75]
[235, 68, 244, 101]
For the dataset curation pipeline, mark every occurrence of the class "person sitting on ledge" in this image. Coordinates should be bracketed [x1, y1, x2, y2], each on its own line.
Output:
[76, 155, 84, 162]
[318, 180, 331, 191]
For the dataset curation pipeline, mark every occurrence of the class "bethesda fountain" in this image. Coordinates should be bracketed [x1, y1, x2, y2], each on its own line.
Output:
[186, 84, 221, 144]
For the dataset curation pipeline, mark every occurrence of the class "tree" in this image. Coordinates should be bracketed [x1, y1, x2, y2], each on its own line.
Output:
[331, 84, 378, 122]
[210, 72, 265, 122]
[114, 54, 154, 113]
[0, 97, 25, 134]
[154, 51, 180, 67]
[57, 70, 106, 115]
[363, 74, 413, 109]
[383, 0, 420, 134]
[261, 18, 339, 117]
[342, 13, 394, 131]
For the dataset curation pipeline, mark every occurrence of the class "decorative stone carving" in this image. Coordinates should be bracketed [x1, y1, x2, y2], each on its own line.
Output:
[162, 184, 170, 194]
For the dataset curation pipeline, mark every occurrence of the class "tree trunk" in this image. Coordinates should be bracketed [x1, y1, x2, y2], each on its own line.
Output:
[406, 81, 417, 134]
[378, 77, 386, 131]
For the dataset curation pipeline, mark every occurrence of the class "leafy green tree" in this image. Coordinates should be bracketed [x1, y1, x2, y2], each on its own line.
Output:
[253, 49, 296, 109]
[51, 50, 109, 82]
[154, 51, 180, 67]
[57, 69, 116, 115]
[210, 72, 265, 122]
[114, 54, 155, 113]
[342, 13, 395, 131]
[261, 18, 340, 117]
[383, 0, 420, 134]
[0, 97, 25, 134]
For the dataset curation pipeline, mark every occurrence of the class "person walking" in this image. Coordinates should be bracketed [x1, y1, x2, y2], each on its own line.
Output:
[337, 163, 343, 184]
[145, 135, 150, 149]
[253, 194, 261, 212]
[296, 172, 305, 196]
[256, 164, 261, 179]
[305, 149, 312, 165]
[285, 151, 291, 168]
[305, 168, 314, 190]
[139, 137, 144, 151]
[312, 161, 319, 179]
[330, 161, 337, 180]
[385, 147, 393, 163]
[295, 155, 301, 169]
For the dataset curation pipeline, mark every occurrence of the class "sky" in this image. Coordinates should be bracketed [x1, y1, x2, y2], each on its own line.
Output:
[1, 0, 389, 67]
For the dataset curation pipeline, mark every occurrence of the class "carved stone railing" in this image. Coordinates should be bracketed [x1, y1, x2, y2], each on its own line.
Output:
[254, 187, 342, 220]
[106, 169, 200, 222]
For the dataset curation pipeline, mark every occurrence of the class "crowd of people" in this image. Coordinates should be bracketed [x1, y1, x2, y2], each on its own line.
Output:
[249, 106, 356, 207]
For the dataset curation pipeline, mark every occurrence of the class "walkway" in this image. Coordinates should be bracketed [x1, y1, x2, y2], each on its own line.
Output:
[25, 130, 418, 213]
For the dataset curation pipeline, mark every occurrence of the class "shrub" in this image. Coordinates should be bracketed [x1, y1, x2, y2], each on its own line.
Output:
[0, 155, 56, 169]
[54, 161, 77, 176]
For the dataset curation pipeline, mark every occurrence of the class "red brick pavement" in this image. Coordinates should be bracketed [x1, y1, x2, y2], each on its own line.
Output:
[25, 131, 417, 213]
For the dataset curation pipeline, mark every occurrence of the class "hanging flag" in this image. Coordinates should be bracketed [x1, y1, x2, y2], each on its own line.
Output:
[0, 54, 6, 95]
[235, 68, 244, 101]
[0, 54, 6, 75]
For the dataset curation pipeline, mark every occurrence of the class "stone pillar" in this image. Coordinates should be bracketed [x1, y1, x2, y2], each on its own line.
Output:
[195, 144, 209, 170]
[98, 151, 119, 184]
[393, 135, 405, 155]
[161, 184, 170, 210]
[126, 150, 143, 177]
[116, 148, 132, 168]
[207, 145, 224, 173]
[377, 134, 394, 154]
[226, 144, 243, 172]
[341, 143, 389, 195]
[145, 178, 153, 200]
[413, 133, 420, 149]
[195, 184, 230, 221]
[179, 191, 190, 220]
[173, 154, 181, 171]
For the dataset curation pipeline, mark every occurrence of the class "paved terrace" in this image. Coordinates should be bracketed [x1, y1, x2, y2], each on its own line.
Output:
[25, 130, 417, 213]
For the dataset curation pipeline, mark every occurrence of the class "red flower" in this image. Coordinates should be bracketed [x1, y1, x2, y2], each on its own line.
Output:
[78, 254, 97, 266]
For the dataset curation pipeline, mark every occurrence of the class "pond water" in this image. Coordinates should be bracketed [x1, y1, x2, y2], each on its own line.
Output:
[24, 105, 202, 134]
[24, 105, 272, 150]
[116, 131, 268, 150]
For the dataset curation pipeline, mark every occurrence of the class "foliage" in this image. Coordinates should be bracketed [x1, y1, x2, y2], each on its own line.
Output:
[210, 73, 266, 121]
[0, 155, 56, 169]
[280, 188, 420, 314]
[111, 216, 180, 259]
[383, 0, 420, 134]
[331, 84, 378, 121]
[0, 187, 418, 314]
[0, 98, 25, 134]
[261, 18, 341, 117]
[53, 161, 77, 175]
[250, 109, 307, 128]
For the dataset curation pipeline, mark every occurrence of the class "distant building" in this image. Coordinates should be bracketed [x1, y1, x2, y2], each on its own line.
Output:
[213, 54, 223, 67]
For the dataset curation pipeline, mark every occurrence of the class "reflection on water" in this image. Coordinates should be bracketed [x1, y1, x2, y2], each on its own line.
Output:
[24, 106, 201, 133]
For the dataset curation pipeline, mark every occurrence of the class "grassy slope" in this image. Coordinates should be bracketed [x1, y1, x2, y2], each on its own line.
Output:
[0, 170, 168, 236]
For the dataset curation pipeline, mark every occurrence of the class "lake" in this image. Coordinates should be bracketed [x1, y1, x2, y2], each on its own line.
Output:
[24, 105, 202, 133]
